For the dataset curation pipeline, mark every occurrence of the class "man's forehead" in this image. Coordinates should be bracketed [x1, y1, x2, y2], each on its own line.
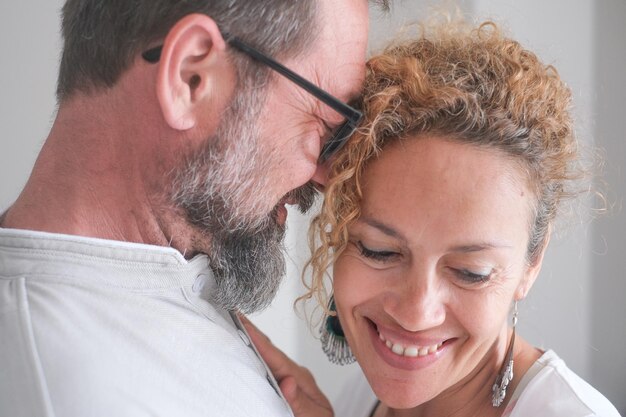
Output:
[313, 0, 369, 97]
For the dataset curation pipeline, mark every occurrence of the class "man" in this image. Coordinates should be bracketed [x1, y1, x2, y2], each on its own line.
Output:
[0, 0, 388, 415]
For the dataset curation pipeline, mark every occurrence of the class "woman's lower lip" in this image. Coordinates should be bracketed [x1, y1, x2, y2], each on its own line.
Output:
[366, 320, 451, 371]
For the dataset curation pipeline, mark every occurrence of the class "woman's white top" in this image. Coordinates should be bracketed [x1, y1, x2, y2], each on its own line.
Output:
[335, 350, 621, 417]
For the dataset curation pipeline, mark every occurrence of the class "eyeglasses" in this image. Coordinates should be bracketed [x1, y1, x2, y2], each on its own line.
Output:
[142, 33, 362, 162]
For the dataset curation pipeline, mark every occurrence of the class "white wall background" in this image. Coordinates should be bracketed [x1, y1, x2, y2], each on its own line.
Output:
[1, 0, 624, 413]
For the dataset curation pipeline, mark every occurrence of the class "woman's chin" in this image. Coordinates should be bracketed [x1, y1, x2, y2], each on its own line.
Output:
[369, 378, 438, 410]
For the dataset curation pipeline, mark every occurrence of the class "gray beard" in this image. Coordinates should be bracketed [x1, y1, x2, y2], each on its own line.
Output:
[208, 184, 317, 313]
[171, 88, 318, 313]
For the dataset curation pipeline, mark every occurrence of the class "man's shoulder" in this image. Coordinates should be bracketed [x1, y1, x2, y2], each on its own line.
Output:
[0, 229, 292, 417]
[0, 284, 292, 417]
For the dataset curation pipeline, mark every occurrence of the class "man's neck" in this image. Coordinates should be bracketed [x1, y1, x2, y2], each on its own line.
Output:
[2, 89, 205, 257]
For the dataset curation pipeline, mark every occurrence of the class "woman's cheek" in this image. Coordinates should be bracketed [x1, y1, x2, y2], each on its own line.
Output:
[333, 254, 378, 309]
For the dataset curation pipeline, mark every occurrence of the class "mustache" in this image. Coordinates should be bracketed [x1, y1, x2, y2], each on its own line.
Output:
[283, 182, 319, 215]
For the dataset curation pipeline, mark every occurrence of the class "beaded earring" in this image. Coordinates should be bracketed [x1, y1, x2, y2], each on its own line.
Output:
[320, 296, 355, 365]
[492, 300, 518, 407]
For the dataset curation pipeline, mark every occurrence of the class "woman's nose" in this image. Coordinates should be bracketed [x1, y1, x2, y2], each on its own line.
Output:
[385, 272, 446, 332]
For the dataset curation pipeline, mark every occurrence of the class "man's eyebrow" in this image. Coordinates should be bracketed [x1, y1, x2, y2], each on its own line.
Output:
[347, 90, 361, 103]
[347, 82, 365, 104]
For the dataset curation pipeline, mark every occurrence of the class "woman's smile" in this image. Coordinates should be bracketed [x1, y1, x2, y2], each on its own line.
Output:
[364, 318, 452, 371]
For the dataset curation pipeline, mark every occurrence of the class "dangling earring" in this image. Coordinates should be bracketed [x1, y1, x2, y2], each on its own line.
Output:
[492, 300, 518, 407]
[320, 296, 356, 365]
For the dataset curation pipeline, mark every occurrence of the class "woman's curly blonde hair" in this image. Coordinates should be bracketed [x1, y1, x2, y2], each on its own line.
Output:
[301, 18, 583, 314]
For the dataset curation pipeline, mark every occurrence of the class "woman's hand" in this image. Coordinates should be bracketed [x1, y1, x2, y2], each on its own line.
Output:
[240, 315, 334, 417]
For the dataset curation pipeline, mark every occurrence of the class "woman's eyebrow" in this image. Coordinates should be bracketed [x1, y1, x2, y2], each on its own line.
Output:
[357, 217, 513, 253]
[357, 217, 407, 242]
[448, 242, 513, 253]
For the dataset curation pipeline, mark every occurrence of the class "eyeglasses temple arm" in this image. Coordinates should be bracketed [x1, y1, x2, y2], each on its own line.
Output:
[224, 33, 362, 126]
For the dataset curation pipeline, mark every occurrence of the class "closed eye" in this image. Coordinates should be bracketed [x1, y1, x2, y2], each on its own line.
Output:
[321, 120, 340, 139]
[357, 241, 398, 262]
[453, 268, 493, 284]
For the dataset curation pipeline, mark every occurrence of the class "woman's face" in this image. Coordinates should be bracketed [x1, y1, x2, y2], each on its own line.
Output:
[333, 136, 544, 408]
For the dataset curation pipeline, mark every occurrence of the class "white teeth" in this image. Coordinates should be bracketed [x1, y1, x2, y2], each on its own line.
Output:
[378, 331, 443, 358]
[404, 346, 419, 357]
[391, 344, 405, 355]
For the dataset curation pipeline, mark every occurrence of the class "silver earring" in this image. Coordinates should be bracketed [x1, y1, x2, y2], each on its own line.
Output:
[320, 296, 355, 365]
[492, 300, 518, 407]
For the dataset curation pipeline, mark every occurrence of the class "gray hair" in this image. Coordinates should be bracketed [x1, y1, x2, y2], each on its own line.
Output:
[57, 0, 390, 100]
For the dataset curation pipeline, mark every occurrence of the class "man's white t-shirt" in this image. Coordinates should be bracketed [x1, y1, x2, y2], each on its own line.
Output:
[0, 228, 293, 417]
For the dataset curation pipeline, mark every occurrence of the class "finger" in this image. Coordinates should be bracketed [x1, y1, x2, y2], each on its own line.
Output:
[238, 314, 274, 349]
[237, 313, 255, 332]
[280, 376, 334, 417]
[241, 316, 300, 380]
[241, 317, 331, 408]
[279, 375, 298, 402]
[281, 373, 332, 412]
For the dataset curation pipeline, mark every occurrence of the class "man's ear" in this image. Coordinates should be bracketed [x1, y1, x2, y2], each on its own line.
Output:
[515, 232, 551, 301]
[156, 13, 230, 131]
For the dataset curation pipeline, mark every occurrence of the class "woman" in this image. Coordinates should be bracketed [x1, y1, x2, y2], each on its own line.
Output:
[245, 17, 621, 417]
